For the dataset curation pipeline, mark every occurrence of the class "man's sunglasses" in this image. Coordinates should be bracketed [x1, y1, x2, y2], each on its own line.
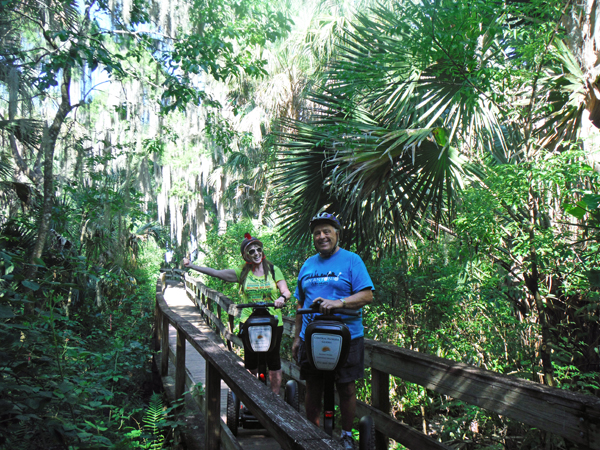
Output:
[247, 247, 262, 256]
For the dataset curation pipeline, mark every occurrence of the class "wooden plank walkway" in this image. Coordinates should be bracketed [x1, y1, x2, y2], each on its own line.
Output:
[162, 280, 283, 450]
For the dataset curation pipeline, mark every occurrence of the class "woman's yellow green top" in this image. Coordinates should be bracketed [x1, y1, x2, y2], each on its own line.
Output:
[234, 264, 284, 326]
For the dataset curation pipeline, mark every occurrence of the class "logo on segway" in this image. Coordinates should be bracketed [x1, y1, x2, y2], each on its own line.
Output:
[248, 325, 272, 352]
[311, 334, 343, 371]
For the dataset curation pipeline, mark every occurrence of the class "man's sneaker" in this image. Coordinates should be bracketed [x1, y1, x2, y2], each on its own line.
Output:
[339, 433, 356, 450]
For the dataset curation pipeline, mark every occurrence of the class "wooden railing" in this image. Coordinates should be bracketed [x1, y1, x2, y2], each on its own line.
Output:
[160, 268, 185, 282]
[181, 272, 600, 450]
[154, 273, 344, 450]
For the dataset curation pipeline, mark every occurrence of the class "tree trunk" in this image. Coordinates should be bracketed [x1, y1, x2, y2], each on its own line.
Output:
[258, 180, 271, 225]
[7, 67, 42, 184]
[565, 0, 600, 159]
[25, 67, 73, 281]
[526, 185, 555, 386]
[217, 171, 227, 235]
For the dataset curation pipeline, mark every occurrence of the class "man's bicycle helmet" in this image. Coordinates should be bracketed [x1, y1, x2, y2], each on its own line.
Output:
[309, 212, 342, 233]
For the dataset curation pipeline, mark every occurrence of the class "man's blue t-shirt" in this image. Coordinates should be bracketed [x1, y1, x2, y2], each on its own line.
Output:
[294, 248, 374, 340]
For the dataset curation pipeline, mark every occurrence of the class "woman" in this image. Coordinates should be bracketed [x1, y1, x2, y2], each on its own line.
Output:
[182, 233, 291, 395]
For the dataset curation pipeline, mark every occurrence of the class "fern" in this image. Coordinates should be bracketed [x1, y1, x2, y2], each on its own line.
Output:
[142, 393, 166, 450]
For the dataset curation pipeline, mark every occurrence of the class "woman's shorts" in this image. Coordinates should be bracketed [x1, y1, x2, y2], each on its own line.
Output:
[297, 336, 364, 384]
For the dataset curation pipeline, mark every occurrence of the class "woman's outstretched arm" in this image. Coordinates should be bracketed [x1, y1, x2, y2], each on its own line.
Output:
[182, 258, 238, 283]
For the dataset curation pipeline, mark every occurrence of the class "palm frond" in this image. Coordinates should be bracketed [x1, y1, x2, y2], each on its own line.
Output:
[0, 119, 44, 149]
[0, 159, 13, 181]
[134, 223, 166, 245]
[272, 0, 532, 253]
[531, 41, 586, 151]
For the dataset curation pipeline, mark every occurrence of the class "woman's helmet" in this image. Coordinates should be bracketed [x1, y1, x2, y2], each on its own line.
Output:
[309, 212, 342, 233]
[240, 232, 263, 256]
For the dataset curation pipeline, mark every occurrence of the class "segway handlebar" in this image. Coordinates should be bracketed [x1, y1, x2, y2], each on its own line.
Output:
[236, 302, 280, 309]
[297, 300, 360, 316]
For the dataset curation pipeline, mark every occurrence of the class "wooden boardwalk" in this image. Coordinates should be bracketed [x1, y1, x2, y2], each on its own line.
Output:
[157, 272, 600, 450]
[162, 280, 283, 450]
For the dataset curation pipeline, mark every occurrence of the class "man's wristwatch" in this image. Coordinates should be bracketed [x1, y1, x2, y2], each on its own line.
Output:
[340, 298, 346, 306]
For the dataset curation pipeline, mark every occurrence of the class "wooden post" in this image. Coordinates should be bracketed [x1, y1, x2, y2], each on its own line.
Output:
[154, 301, 160, 352]
[208, 298, 215, 332]
[227, 315, 234, 351]
[205, 361, 222, 450]
[372, 367, 390, 450]
[176, 328, 186, 400]
[217, 304, 225, 341]
[161, 314, 169, 376]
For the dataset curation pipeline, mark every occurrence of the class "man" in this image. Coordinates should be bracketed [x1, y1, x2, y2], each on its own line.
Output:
[292, 213, 374, 450]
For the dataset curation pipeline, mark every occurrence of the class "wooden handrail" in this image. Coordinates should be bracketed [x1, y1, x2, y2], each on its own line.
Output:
[365, 340, 600, 447]
[155, 276, 344, 450]
[181, 272, 600, 450]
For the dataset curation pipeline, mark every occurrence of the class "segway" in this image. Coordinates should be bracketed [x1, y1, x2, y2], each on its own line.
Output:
[296, 300, 375, 449]
[226, 302, 298, 435]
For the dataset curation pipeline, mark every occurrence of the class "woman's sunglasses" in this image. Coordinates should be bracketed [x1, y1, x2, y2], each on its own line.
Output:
[247, 247, 262, 256]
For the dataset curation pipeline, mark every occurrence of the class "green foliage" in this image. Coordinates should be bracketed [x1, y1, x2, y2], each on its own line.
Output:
[142, 393, 167, 449]
[161, 0, 292, 112]
[0, 138, 169, 448]
[138, 392, 185, 450]
[354, 149, 599, 447]
[0, 241, 175, 448]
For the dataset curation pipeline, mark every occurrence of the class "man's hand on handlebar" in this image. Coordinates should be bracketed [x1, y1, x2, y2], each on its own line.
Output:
[313, 298, 343, 315]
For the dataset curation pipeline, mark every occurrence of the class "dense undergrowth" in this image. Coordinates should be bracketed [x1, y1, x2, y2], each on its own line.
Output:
[0, 234, 181, 449]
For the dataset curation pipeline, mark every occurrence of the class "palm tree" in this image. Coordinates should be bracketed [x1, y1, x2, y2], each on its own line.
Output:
[272, 0, 600, 385]
[273, 0, 517, 252]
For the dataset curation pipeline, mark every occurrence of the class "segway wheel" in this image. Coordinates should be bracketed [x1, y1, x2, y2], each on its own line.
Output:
[358, 415, 376, 450]
[284, 380, 299, 411]
[226, 390, 240, 436]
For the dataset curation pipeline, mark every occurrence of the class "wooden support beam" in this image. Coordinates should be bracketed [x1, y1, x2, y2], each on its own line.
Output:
[356, 402, 452, 450]
[219, 417, 243, 450]
[371, 368, 390, 450]
[154, 300, 160, 352]
[175, 328, 186, 400]
[161, 313, 169, 377]
[205, 361, 222, 450]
